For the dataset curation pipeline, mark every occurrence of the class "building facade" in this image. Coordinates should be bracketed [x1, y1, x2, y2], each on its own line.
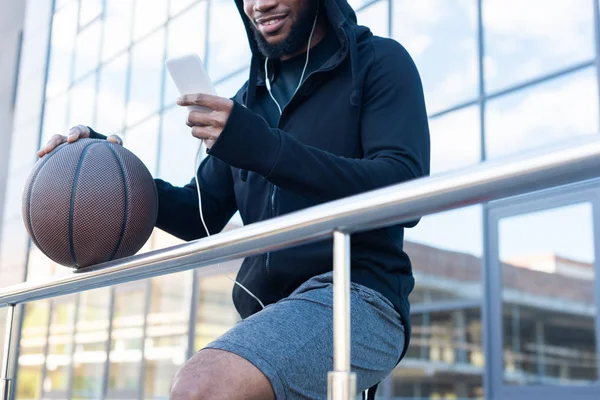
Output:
[1, 0, 599, 399]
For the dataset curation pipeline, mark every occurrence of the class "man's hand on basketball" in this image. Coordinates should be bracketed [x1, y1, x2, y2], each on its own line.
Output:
[177, 93, 234, 149]
[37, 125, 123, 158]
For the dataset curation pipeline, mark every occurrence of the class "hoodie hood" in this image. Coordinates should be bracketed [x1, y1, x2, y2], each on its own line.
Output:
[233, 0, 372, 107]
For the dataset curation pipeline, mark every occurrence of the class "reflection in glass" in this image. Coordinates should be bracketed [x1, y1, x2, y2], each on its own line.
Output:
[96, 53, 129, 135]
[44, 295, 77, 398]
[485, 68, 598, 160]
[406, 206, 483, 305]
[127, 29, 165, 127]
[195, 271, 239, 350]
[17, 300, 50, 400]
[72, 288, 111, 400]
[429, 105, 480, 175]
[207, 0, 251, 81]
[163, 1, 209, 107]
[499, 202, 597, 385]
[102, 0, 134, 62]
[107, 282, 146, 399]
[483, 0, 595, 92]
[144, 272, 193, 399]
[46, 2, 78, 98]
[396, 309, 484, 398]
[393, 0, 478, 113]
[73, 20, 102, 80]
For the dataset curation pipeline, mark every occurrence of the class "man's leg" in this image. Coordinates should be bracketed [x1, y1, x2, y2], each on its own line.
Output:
[170, 349, 275, 400]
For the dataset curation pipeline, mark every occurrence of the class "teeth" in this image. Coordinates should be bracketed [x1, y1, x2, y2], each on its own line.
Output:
[261, 18, 282, 26]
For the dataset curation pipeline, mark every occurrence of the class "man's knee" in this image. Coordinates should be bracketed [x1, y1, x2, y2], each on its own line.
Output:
[169, 348, 275, 400]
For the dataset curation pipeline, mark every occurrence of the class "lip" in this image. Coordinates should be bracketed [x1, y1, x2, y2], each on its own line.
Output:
[255, 14, 288, 35]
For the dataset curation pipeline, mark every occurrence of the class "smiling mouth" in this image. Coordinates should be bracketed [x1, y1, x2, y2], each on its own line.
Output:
[255, 14, 288, 34]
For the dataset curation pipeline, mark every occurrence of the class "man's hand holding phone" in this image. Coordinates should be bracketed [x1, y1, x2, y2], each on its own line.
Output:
[178, 94, 234, 150]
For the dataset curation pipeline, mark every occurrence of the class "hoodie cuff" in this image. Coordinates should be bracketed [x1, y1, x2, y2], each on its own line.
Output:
[209, 101, 281, 177]
[87, 126, 107, 140]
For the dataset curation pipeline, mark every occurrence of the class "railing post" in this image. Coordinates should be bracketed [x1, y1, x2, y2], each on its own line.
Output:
[328, 231, 356, 400]
[1, 305, 15, 400]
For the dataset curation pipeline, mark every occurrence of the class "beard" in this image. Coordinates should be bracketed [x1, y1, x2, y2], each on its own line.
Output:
[250, 0, 320, 59]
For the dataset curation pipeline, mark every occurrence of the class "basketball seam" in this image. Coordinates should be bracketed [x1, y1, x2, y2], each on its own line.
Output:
[27, 143, 78, 263]
[68, 143, 96, 267]
[104, 142, 129, 261]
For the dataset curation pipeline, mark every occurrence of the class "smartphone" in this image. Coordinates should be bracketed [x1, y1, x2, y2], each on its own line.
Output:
[165, 53, 217, 112]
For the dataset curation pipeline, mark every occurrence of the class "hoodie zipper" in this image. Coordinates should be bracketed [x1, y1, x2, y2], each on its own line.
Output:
[263, 25, 350, 279]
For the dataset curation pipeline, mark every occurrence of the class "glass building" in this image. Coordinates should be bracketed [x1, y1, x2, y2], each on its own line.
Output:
[0, 0, 599, 399]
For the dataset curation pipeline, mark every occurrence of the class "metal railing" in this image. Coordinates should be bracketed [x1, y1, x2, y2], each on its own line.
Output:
[2, 137, 600, 400]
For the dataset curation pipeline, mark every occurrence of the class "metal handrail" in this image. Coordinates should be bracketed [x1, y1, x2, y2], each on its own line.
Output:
[1, 137, 600, 399]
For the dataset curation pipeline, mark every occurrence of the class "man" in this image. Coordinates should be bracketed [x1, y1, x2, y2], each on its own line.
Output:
[39, 0, 430, 398]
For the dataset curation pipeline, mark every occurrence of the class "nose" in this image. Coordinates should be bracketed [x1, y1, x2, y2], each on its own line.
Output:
[253, 0, 278, 12]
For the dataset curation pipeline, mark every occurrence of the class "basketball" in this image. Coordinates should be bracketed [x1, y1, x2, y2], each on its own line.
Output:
[22, 138, 158, 269]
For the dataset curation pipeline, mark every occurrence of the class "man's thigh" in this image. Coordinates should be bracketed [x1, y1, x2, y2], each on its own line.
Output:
[202, 273, 405, 399]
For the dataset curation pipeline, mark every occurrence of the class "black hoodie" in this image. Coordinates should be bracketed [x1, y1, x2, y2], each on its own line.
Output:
[95, 0, 430, 361]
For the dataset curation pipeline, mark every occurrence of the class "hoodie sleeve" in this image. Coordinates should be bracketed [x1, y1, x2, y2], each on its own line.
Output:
[154, 155, 238, 241]
[208, 38, 430, 205]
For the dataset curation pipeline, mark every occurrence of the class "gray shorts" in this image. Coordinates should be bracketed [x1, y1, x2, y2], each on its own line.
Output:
[205, 272, 405, 399]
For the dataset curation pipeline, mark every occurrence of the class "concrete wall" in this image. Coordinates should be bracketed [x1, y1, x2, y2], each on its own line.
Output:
[0, 0, 26, 242]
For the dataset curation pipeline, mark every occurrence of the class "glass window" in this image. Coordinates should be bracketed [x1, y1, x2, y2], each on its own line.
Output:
[170, 0, 200, 16]
[96, 53, 128, 135]
[406, 206, 483, 305]
[46, 1, 79, 98]
[157, 105, 201, 186]
[42, 92, 69, 144]
[195, 271, 239, 350]
[68, 73, 98, 132]
[356, 0, 388, 38]
[0, 219, 29, 287]
[72, 288, 111, 400]
[123, 114, 160, 175]
[73, 19, 102, 80]
[429, 105, 480, 175]
[102, 0, 134, 62]
[79, 0, 104, 28]
[132, 0, 168, 41]
[393, 0, 478, 114]
[16, 300, 51, 400]
[44, 295, 77, 398]
[498, 202, 597, 385]
[127, 29, 165, 127]
[483, 0, 595, 93]
[163, 0, 209, 107]
[107, 282, 147, 400]
[215, 68, 249, 99]
[207, 0, 251, 81]
[19, 29, 51, 80]
[144, 271, 193, 399]
[485, 68, 598, 160]
[23, 0, 53, 38]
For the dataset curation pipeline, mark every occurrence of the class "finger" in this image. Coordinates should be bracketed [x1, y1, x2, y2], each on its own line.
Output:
[67, 125, 89, 143]
[191, 126, 220, 142]
[39, 134, 67, 156]
[186, 110, 226, 128]
[107, 134, 123, 146]
[177, 93, 227, 110]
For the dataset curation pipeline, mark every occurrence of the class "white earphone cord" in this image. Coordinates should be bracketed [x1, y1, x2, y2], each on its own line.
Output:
[265, 7, 319, 115]
[193, 8, 319, 311]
